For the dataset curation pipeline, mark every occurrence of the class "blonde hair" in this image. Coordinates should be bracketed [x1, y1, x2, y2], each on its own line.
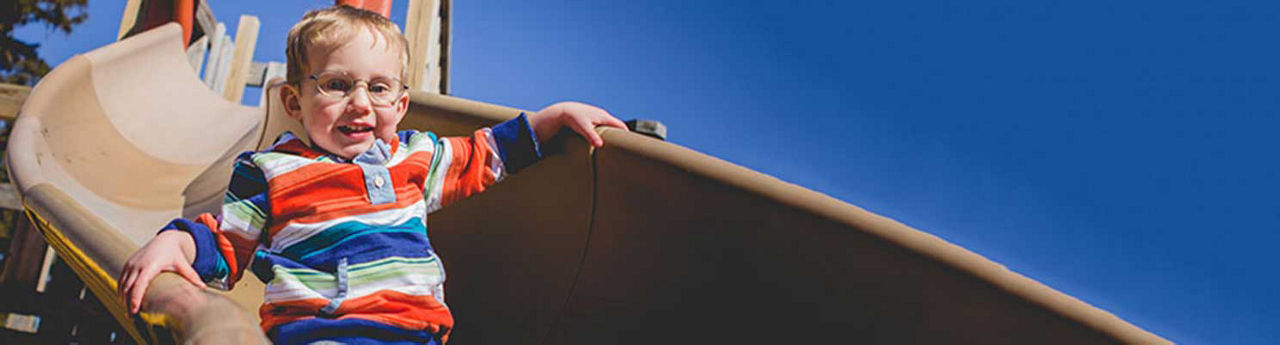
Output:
[285, 5, 409, 87]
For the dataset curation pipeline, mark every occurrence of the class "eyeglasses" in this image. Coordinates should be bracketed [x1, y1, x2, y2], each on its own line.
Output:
[307, 71, 408, 106]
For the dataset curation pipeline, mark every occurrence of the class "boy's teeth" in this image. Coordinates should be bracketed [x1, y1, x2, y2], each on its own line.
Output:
[339, 125, 372, 133]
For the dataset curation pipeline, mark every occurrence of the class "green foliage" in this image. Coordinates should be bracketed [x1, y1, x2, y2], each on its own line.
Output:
[0, 0, 89, 86]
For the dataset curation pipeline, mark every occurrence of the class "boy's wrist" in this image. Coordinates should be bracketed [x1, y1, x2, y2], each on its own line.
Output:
[159, 217, 220, 277]
[531, 103, 565, 142]
[156, 229, 197, 263]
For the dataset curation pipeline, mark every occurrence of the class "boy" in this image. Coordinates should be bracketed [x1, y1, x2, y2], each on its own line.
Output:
[117, 5, 626, 344]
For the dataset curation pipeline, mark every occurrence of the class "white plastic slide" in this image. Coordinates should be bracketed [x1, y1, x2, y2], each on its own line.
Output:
[6, 24, 1168, 344]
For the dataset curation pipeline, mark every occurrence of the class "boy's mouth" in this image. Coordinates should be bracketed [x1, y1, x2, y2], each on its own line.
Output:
[338, 124, 374, 134]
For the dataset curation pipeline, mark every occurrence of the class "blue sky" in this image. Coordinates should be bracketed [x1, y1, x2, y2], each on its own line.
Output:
[15, 0, 1280, 343]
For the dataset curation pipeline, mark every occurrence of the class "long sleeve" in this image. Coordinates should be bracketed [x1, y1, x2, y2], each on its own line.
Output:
[422, 113, 541, 212]
[161, 152, 270, 290]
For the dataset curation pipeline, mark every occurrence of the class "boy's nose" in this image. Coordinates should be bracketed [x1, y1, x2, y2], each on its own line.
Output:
[346, 86, 374, 110]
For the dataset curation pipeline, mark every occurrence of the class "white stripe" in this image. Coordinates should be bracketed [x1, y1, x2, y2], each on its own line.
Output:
[481, 128, 508, 183]
[387, 132, 436, 166]
[253, 153, 317, 180]
[219, 210, 262, 239]
[263, 271, 329, 303]
[262, 258, 444, 304]
[425, 139, 452, 213]
[345, 262, 443, 300]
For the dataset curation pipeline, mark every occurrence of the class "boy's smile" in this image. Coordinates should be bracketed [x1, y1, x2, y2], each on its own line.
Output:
[283, 28, 408, 160]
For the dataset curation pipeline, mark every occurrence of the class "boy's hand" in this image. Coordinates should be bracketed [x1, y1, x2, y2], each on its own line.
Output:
[531, 102, 628, 147]
[117, 230, 206, 314]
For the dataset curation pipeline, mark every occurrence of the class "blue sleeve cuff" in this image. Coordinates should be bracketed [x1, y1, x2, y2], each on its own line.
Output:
[159, 218, 222, 281]
[491, 113, 543, 173]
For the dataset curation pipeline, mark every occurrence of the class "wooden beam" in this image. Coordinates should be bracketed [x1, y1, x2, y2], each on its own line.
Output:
[0, 84, 31, 120]
[223, 15, 260, 103]
[439, 0, 451, 94]
[211, 35, 233, 93]
[0, 184, 22, 211]
[194, 0, 217, 40]
[203, 23, 227, 88]
[117, 0, 143, 41]
[186, 35, 209, 74]
[405, 0, 443, 93]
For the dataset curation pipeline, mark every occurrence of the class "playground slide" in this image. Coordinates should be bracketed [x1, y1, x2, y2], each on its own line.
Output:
[6, 24, 1168, 344]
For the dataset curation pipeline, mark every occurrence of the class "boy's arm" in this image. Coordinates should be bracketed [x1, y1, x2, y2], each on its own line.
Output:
[118, 230, 204, 313]
[117, 154, 270, 312]
[424, 113, 541, 211]
[423, 101, 625, 211]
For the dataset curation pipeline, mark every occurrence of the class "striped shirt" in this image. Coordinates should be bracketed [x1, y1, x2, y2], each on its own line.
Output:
[165, 114, 541, 343]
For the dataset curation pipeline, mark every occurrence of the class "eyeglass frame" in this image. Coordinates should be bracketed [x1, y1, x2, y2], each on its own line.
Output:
[305, 71, 409, 106]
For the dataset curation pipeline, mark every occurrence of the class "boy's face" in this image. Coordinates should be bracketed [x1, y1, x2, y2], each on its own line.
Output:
[282, 28, 408, 160]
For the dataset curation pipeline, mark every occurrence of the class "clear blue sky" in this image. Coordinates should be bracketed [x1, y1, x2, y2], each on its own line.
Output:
[16, 0, 1279, 343]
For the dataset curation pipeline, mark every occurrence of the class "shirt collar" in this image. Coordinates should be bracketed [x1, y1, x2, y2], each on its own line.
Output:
[271, 131, 400, 164]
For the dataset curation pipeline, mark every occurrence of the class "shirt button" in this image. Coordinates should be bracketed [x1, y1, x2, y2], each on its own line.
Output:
[374, 176, 385, 188]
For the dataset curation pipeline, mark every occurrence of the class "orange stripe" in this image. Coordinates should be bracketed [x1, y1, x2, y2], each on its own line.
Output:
[333, 290, 453, 330]
[266, 156, 440, 235]
[258, 297, 329, 332]
[269, 151, 435, 209]
[258, 291, 453, 335]
[275, 185, 426, 230]
[270, 163, 362, 197]
[439, 131, 499, 207]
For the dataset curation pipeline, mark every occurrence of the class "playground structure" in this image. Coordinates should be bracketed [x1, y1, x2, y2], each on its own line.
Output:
[0, 1, 1169, 344]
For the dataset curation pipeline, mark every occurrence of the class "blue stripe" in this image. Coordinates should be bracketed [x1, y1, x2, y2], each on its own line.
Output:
[297, 230, 435, 270]
[279, 218, 428, 261]
[225, 158, 269, 211]
[269, 318, 442, 344]
[298, 228, 429, 262]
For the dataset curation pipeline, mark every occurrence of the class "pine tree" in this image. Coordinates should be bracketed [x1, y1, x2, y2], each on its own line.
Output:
[0, 0, 88, 86]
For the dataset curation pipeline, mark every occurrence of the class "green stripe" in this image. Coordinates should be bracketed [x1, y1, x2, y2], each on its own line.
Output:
[272, 256, 438, 278]
[350, 256, 438, 271]
[269, 257, 442, 290]
[424, 138, 448, 198]
[349, 261, 442, 285]
[224, 200, 267, 230]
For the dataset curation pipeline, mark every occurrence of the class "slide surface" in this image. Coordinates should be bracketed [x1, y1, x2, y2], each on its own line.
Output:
[6, 24, 1167, 344]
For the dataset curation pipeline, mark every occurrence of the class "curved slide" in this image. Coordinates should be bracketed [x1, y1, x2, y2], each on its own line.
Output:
[6, 24, 1168, 344]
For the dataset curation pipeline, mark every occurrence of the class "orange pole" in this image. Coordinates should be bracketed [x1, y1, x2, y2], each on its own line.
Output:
[336, 0, 392, 18]
[173, 0, 195, 44]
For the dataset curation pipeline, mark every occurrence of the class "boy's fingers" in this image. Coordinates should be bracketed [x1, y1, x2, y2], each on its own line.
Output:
[588, 131, 604, 147]
[129, 269, 152, 313]
[116, 270, 129, 300]
[571, 117, 604, 147]
[601, 115, 628, 130]
[119, 268, 138, 301]
[175, 263, 207, 289]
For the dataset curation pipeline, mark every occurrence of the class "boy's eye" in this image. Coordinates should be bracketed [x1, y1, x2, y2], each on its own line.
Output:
[369, 83, 391, 94]
[323, 79, 352, 92]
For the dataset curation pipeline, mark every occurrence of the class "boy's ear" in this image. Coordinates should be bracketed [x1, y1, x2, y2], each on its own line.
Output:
[281, 84, 303, 120]
[395, 91, 410, 116]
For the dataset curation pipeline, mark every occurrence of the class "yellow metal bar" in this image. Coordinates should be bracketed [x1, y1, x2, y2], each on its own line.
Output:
[23, 208, 169, 344]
